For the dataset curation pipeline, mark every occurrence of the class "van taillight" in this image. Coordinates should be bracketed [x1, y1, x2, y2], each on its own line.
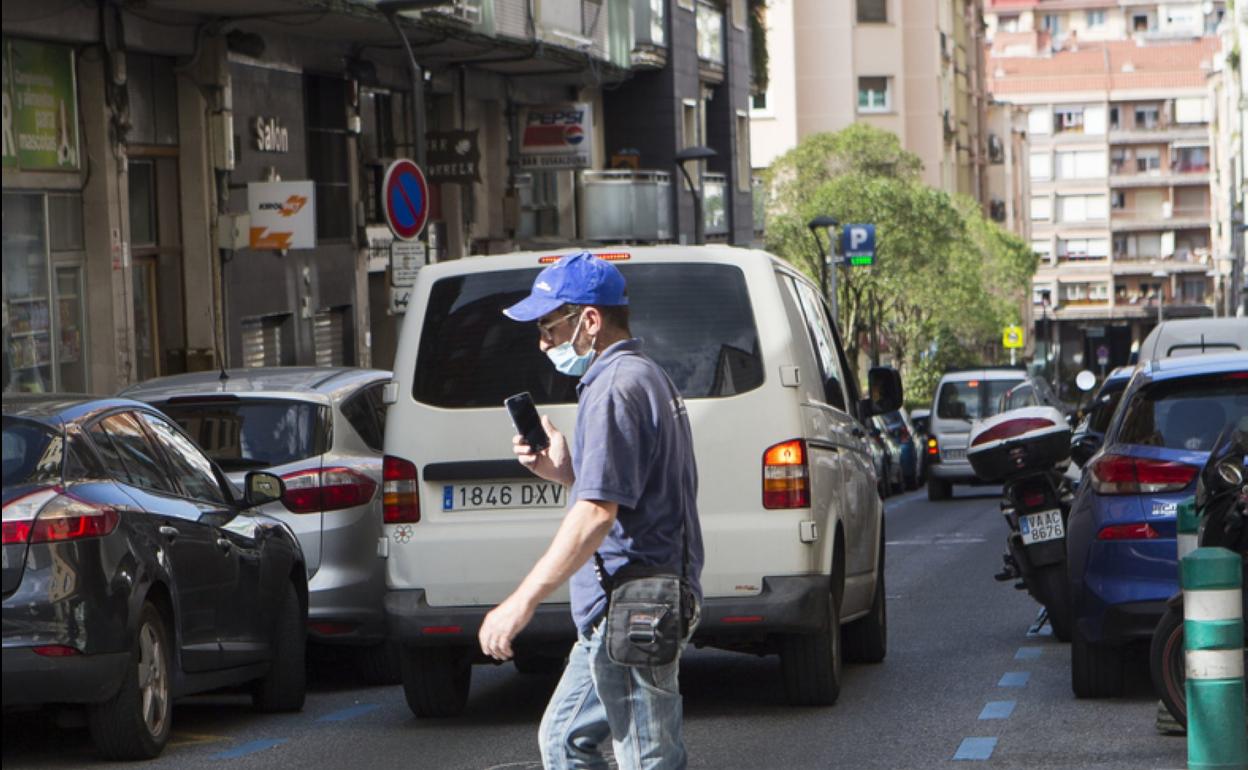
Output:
[383, 455, 420, 523]
[763, 440, 810, 509]
[2, 488, 118, 545]
[1088, 454, 1199, 495]
[281, 467, 377, 513]
[927, 436, 940, 459]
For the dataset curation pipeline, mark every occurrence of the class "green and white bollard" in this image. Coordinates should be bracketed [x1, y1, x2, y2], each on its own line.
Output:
[1182, 547, 1247, 770]
[1177, 497, 1199, 563]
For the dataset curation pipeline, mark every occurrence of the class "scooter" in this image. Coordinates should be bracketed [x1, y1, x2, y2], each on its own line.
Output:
[969, 406, 1075, 641]
[1149, 424, 1248, 728]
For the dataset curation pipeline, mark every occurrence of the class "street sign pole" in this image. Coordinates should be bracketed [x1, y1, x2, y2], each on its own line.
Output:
[828, 228, 840, 325]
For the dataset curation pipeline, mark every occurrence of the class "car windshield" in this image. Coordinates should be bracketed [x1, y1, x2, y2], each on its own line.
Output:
[413, 262, 765, 407]
[156, 400, 326, 471]
[937, 378, 1023, 421]
[2, 417, 62, 487]
[1117, 374, 1248, 452]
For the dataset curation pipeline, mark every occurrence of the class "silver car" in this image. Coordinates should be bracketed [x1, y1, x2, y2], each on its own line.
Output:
[121, 367, 397, 682]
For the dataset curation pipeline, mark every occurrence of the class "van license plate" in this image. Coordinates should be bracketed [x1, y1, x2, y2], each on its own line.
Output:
[1020, 510, 1064, 545]
[943, 448, 966, 461]
[442, 482, 565, 512]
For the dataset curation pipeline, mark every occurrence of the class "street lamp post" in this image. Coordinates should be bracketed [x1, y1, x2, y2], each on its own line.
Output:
[674, 146, 716, 246]
[807, 214, 839, 320]
[377, 1, 445, 171]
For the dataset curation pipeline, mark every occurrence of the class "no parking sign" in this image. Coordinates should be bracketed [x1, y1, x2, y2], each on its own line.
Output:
[383, 159, 429, 241]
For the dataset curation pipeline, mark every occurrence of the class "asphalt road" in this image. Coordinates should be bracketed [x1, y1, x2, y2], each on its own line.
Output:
[2, 486, 1186, 769]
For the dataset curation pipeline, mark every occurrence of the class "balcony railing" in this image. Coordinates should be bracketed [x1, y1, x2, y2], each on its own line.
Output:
[579, 170, 672, 242]
[703, 173, 728, 237]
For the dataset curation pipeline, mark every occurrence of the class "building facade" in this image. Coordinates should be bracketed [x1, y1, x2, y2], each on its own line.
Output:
[750, 0, 991, 201]
[2, 0, 755, 395]
[984, 0, 1231, 385]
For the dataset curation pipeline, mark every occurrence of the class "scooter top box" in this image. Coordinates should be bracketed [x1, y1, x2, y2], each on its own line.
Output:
[968, 406, 1071, 483]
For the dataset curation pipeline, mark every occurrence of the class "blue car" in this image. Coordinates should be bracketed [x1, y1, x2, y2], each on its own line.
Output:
[1066, 352, 1248, 697]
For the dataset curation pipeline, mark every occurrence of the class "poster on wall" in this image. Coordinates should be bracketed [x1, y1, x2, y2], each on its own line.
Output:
[426, 130, 481, 184]
[4, 38, 80, 171]
[247, 181, 316, 250]
[518, 103, 592, 170]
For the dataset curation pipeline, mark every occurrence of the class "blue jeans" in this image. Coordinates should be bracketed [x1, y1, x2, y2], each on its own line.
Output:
[539, 621, 690, 770]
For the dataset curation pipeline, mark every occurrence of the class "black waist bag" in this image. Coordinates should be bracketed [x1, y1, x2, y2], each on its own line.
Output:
[601, 564, 694, 668]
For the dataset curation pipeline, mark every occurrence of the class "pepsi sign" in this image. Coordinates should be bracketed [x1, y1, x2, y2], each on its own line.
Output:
[519, 103, 593, 170]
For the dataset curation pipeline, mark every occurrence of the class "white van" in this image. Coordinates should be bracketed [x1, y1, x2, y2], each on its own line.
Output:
[382, 246, 901, 716]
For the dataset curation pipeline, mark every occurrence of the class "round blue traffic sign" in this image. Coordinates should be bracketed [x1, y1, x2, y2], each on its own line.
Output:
[383, 159, 429, 241]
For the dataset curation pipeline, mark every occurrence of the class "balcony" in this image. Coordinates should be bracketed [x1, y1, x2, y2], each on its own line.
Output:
[1110, 207, 1210, 233]
[579, 170, 672, 242]
[631, 0, 667, 68]
[1108, 125, 1207, 144]
[703, 172, 729, 238]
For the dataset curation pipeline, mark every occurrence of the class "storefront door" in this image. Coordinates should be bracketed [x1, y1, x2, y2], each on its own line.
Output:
[127, 154, 183, 381]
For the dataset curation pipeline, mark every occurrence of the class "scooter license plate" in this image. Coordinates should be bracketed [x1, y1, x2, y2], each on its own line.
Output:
[1020, 510, 1064, 545]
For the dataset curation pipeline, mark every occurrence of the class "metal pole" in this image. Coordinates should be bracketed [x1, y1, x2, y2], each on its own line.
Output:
[870, 285, 880, 367]
[385, 11, 427, 170]
[676, 163, 702, 246]
[827, 238, 839, 327]
[1181, 547, 1247, 770]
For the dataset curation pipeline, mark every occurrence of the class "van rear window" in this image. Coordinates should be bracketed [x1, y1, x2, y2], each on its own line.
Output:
[413, 263, 764, 407]
[936, 378, 1024, 420]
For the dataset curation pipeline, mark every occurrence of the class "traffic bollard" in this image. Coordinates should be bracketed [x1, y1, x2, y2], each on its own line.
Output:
[1182, 547, 1247, 770]
[1177, 497, 1199, 563]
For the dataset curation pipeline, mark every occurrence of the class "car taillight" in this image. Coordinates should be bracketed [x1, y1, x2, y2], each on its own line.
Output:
[32, 645, 81, 657]
[383, 455, 420, 523]
[280, 467, 378, 514]
[1088, 454, 1199, 495]
[2, 488, 118, 545]
[1097, 522, 1161, 540]
[1022, 489, 1047, 508]
[927, 437, 939, 458]
[763, 439, 810, 509]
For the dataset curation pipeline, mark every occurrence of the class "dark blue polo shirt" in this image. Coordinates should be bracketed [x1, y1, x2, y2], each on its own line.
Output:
[569, 338, 704, 634]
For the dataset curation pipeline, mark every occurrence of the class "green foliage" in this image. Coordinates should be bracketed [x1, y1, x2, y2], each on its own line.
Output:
[761, 124, 1035, 407]
[749, 0, 769, 95]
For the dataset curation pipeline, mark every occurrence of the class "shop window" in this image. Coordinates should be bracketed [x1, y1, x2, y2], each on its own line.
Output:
[857, 77, 890, 113]
[857, 0, 886, 23]
[305, 75, 353, 241]
[241, 313, 293, 368]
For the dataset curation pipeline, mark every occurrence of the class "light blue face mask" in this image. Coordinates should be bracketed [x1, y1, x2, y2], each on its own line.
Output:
[546, 312, 597, 377]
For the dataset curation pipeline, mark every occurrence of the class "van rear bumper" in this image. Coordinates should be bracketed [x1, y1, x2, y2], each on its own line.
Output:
[385, 576, 830, 648]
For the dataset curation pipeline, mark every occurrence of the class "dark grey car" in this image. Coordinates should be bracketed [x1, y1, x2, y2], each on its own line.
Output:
[121, 367, 397, 682]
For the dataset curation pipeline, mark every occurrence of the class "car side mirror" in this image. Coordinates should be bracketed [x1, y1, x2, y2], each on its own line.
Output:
[1069, 435, 1101, 467]
[866, 367, 903, 416]
[244, 471, 284, 507]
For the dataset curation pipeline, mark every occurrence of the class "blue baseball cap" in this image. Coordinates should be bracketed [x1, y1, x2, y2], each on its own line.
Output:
[503, 251, 628, 322]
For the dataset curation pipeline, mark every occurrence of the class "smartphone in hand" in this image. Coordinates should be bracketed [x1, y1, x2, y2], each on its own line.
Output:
[505, 392, 549, 453]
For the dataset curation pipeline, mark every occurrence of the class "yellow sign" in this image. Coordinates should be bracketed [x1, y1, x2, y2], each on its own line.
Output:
[1003, 325, 1024, 349]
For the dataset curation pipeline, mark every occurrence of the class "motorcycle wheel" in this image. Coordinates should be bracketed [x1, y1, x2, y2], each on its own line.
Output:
[1150, 605, 1186, 728]
[1034, 564, 1072, 643]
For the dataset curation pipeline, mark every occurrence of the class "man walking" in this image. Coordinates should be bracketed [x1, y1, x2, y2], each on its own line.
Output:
[478, 251, 704, 770]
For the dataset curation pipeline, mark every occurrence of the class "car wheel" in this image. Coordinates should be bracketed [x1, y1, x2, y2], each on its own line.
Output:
[356, 640, 404, 686]
[401, 646, 472, 717]
[1150, 606, 1186, 727]
[780, 587, 842, 706]
[87, 602, 172, 760]
[1071, 624, 1125, 698]
[253, 582, 307, 712]
[844, 531, 887, 664]
[927, 478, 952, 501]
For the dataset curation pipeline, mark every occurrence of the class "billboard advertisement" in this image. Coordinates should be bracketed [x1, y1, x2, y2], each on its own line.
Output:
[518, 103, 592, 170]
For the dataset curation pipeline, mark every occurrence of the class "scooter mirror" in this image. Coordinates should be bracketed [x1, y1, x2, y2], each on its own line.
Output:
[1075, 370, 1097, 393]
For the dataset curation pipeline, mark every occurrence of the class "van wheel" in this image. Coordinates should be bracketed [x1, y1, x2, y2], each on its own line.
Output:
[356, 640, 403, 686]
[927, 478, 952, 501]
[401, 646, 472, 717]
[844, 535, 887, 664]
[252, 582, 306, 712]
[780, 589, 842, 706]
[88, 602, 172, 760]
[1071, 625, 1124, 698]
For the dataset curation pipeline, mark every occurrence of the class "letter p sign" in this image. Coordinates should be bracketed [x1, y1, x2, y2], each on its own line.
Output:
[840, 224, 876, 267]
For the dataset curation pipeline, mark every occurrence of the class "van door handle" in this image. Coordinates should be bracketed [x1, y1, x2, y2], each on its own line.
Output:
[158, 525, 178, 541]
[216, 537, 233, 553]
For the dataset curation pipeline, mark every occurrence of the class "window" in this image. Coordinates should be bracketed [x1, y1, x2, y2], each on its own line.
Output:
[305, 75, 352, 240]
[696, 0, 724, 64]
[858, 77, 890, 112]
[1086, 10, 1106, 28]
[1109, 106, 1120, 130]
[736, 112, 751, 192]
[2, 418, 61, 488]
[1029, 152, 1052, 181]
[1110, 147, 1127, 173]
[750, 91, 769, 113]
[413, 263, 764, 407]
[1058, 194, 1107, 222]
[999, 14, 1019, 33]
[1030, 195, 1052, 221]
[1118, 376, 1248, 452]
[1181, 276, 1207, 303]
[1174, 97, 1209, 124]
[1028, 108, 1051, 136]
[1054, 106, 1084, 133]
[90, 412, 177, 493]
[1055, 149, 1106, 179]
[341, 383, 388, 453]
[791, 277, 848, 411]
[125, 53, 179, 146]
[1058, 238, 1109, 260]
[1132, 13, 1151, 32]
[1135, 148, 1161, 173]
[1173, 146, 1209, 172]
[1042, 14, 1061, 35]
[681, 100, 700, 189]
[158, 400, 328, 471]
[1060, 282, 1109, 302]
[1134, 105, 1160, 129]
[137, 412, 228, 504]
[1032, 239, 1053, 260]
[732, 0, 746, 29]
[1111, 190, 1126, 210]
[857, 0, 886, 23]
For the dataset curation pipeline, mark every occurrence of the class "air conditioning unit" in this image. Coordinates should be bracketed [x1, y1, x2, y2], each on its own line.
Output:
[426, 0, 482, 26]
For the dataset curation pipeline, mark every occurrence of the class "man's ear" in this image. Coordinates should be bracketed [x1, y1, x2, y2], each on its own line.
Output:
[584, 306, 604, 337]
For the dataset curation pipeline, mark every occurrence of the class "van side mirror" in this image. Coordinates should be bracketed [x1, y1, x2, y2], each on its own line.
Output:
[244, 471, 284, 507]
[865, 367, 903, 416]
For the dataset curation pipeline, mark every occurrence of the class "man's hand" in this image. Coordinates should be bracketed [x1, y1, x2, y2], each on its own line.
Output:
[513, 415, 574, 486]
[479, 593, 537, 661]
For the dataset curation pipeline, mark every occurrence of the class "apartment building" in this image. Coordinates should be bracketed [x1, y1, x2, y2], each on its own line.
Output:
[751, 0, 996, 202]
[1210, 1, 1247, 316]
[985, 0, 1227, 381]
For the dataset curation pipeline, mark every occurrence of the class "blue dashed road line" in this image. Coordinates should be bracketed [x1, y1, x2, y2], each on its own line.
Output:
[998, 671, 1030, 687]
[978, 700, 1017, 720]
[210, 739, 287, 760]
[953, 737, 998, 760]
[1014, 647, 1042, 660]
[318, 703, 382, 722]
